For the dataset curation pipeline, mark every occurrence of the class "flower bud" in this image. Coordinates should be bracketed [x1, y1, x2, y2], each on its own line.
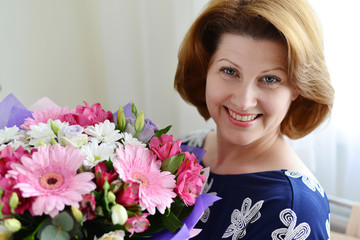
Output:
[131, 102, 138, 117]
[71, 206, 83, 223]
[111, 204, 128, 225]
[117, 106, 126, 132]
[107, 191, 116, 204]
[9, 192, 19, 212]
[134, 111, 145, 134]
[4, 218, 21, 232]
[103, 179, 110, 192]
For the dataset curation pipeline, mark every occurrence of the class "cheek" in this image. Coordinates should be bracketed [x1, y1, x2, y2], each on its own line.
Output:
[261, 90, 293, 117]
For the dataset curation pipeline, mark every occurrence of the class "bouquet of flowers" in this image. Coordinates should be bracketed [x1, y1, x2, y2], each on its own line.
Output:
[0, 94, 220, 240]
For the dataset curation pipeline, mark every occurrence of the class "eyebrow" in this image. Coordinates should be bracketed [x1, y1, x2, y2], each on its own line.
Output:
[261, 67, 287, 74]
[217, 58, 241, 69]
[217, 58, 287, 73]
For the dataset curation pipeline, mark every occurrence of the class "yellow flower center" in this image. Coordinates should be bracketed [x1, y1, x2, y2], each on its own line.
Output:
[40, 172, 64, 189]
[132, 173, 148, 187]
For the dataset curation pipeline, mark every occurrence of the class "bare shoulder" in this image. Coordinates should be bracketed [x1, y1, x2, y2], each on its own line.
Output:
[281, 141, 317, 180]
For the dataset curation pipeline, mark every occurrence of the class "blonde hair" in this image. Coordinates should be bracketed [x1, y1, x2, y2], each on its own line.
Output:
[174, 0, 334, 139]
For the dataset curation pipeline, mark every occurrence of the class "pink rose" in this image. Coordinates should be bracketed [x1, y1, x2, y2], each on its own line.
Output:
[175, 170, 205, 206]
[149, 134, 182, 161]
[177, 152, 203, 176]
[116, 182, 140, 207]
[125, 213, 150, 237]
[175, 152, 205, 206]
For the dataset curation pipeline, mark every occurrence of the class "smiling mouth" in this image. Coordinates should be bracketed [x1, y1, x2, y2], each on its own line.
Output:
[227, 108, 261, 122]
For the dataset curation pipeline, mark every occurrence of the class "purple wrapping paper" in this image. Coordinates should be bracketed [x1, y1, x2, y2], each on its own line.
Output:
[149, 194, 221, 240]
[0, 93, 32, 129]
[180, 145, 206, 163]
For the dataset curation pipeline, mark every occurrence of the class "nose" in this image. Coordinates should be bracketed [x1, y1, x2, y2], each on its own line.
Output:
[231, 82, 257, 110]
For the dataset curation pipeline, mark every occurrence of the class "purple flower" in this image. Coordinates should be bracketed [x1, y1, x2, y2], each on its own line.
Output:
[116, 103, 158, 143]
[124, 118, 158, 143]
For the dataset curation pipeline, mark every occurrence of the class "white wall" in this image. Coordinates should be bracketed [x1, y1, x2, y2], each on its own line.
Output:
[1, 0, 360, 201]
[0, 0, 214, 139]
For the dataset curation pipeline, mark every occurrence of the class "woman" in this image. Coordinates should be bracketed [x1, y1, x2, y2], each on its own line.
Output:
[174, 0, 334, 239]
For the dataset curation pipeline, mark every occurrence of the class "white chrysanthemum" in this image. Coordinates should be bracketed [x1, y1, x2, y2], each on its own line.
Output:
[85, 120, 121, 146]
[27, 119, 68, 147]
[119, 132, 146, 148]
[81, 140, 116, 168]
[0, 140, 27, 152]
[0, 126, 21, 145]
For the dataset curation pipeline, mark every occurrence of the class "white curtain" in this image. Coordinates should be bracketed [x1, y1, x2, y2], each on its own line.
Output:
[0, 0, 359, 202]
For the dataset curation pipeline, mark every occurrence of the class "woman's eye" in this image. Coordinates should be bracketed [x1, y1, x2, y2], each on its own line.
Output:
[262, 76, 280, 84]
[221, 67, 237, 76]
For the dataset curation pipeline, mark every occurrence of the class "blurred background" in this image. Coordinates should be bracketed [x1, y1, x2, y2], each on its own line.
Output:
[0, 0, 359, 208]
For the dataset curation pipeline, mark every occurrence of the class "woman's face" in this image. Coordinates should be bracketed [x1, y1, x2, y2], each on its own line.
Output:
[206, 33, 298, 146]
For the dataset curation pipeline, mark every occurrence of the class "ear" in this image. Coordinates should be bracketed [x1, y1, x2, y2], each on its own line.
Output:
[291, 90, 299, 101]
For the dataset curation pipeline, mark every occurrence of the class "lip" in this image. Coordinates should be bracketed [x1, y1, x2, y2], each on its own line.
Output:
[225, 107, 261, 128]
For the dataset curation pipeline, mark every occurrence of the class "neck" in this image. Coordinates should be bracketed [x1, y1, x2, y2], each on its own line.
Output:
[214, 130, 285, 174]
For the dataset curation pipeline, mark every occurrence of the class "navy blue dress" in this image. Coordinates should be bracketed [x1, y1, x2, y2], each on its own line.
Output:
[182, 129, 330, 240]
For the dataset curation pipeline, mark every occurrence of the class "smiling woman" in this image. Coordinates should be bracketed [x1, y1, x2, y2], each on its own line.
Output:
[174, 0, 334, 238]
[0, 0, 359, 235]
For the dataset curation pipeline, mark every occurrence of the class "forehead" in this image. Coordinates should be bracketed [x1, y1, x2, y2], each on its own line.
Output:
[212, 33, 288, 69]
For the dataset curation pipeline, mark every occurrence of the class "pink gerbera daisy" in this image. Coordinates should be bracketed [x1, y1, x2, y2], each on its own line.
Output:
[21, 107, 73, 130]
[9, 144, 96, 218]
[114, 145, 176, 215]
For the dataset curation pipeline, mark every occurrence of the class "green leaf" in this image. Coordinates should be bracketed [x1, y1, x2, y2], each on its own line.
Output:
[154, 125, 172, 137]
[161, 209, 183, 233]
[161, 153, 185, 173]
[40, 225, 70, 240]
[51, 212, 74, 232]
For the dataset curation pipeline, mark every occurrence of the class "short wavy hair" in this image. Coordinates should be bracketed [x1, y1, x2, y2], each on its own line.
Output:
[174, 0, 334, 139]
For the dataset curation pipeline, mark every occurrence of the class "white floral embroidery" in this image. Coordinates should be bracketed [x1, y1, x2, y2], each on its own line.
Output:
[285, 171, 325, 197]
[326, 214, 330, 240]
[271, 209, 311, 240]
[200, 178, 217, 223]
[222, 197, 264, 239]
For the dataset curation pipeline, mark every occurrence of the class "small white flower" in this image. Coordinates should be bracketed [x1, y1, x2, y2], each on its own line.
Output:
[81, 141, 116, 168]
[27, 122, 54, 146]
[0, 222, 13, 239]
[0, 126, 20, 145]
[58, 125, 88, 148]
[27, 120, 68, 147]
[85, 120, 121, 146]
[4, 218, 21, 232]
[119, 132, 146, 148]
[94, 230, 125, 240]
[111, 204, 128, 225]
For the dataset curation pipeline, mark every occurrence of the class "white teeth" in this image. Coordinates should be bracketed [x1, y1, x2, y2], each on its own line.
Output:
[229, 109, 257, 122]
